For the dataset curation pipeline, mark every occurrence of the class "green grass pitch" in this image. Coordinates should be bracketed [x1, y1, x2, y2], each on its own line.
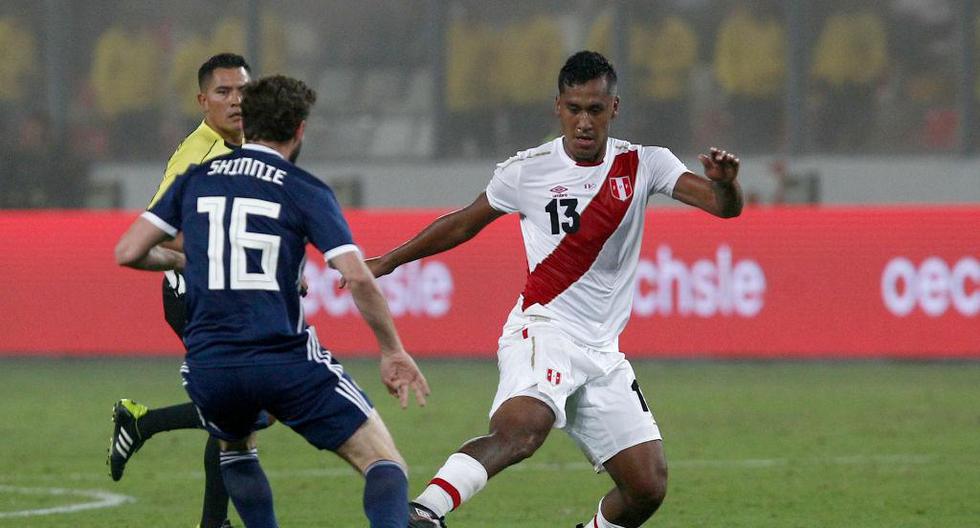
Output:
[1, 357, 978, 527]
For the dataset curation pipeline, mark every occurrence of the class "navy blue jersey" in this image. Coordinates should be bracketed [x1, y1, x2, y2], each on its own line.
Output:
[145, 144, 356, 367]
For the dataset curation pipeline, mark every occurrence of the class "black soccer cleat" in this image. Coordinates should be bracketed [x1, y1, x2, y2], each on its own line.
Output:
[408, 501, 447, 527]
[197, 520, 234, 528]
[107, 399, 149, 481]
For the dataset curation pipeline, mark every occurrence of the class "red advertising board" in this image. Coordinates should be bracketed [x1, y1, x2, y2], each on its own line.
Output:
[1, 207, 977, 358]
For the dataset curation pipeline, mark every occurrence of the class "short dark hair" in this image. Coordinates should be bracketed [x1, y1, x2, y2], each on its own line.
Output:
[198, 53, 251, 90]
[558, 51, 618, 94]
[241, 75, 317, 142]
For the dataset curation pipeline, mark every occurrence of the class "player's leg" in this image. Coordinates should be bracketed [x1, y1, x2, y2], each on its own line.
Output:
[218, 433, 277, 528]
[183, 363, 276, 528]
[138, 278, 200, 438]
[334, 411, 409, 528]
[268, 346, 407, 528]
[412, 323, 581, 525]
[589, 440, 668, 528]
[568, 359, 667, 528]
[109, 273, 238, 526]
[411, 395, 555, 526]
[109, 402, 235, 527]
[200, 435, 230, 528]
[108, 399, 204, 478]
[199, 411, 276, 528]
[108, 275, 201, 481]
[162, 272, 235, 528]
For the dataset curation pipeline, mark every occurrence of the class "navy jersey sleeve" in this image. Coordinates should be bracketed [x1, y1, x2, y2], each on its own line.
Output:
[293, 180, 357, 260]
[144, 173, 187, 237]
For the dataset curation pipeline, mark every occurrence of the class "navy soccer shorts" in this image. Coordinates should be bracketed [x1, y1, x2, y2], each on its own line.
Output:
[166, 274, 273, 430]
[181, 350, 373, 451]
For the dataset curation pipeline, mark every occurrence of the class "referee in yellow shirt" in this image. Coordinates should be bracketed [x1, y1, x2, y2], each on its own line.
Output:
[108, 53, 252, 528]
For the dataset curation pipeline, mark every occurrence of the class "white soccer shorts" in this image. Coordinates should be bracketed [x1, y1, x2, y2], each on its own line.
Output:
[489, 319, 662, 472]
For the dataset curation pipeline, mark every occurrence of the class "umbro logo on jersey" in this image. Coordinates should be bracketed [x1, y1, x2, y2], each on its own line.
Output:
[610, 176, 633, 201]
[550, 185, 568, 194]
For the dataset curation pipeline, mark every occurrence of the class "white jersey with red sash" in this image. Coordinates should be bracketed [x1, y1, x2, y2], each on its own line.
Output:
[486, 137, 687, 351]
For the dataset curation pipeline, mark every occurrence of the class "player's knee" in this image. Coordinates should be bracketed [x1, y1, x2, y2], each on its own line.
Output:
[497, 429, 547, 462]
[220, 434, 256, 452]
[622, 487, 666, 518]
[622, 471, 668, 517]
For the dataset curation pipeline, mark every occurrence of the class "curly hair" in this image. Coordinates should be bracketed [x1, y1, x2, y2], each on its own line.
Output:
[197, 53, 250, 90]
[241, 75, 317, 143]
[558, 50, 618, 95]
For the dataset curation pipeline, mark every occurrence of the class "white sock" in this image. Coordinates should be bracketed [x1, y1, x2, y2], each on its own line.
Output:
[582, 499, 626, 528]
[414, 452, 488, 517]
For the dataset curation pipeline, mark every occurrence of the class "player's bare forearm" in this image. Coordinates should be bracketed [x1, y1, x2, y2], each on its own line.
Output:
[711, 179, 743, 218]
[347, 277, 405, 355]
[158, 232, 184, 252]
[115, 216, 178, 269]
[124, 246, 186, 271]
[379, 213, 476, 271]
[377, 193, 503, 275]
[673, 148, 743, 218]
[154, 234, 186, 271]
[331, 251, 403, 347]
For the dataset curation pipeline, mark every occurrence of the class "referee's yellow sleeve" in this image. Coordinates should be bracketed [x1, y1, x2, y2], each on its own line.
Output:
[147, 121, 232, 208]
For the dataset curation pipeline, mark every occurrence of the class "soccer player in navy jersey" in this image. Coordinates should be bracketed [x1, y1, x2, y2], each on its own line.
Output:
[114, 75, 430, 528]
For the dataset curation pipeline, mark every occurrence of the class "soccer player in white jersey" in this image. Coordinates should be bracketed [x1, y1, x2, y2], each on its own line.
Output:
[366, 51, 742, 528]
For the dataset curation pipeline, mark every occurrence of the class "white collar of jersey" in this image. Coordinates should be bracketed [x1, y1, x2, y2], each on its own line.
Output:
[242, 143, 285, 159]
[556, 136, 609, 167]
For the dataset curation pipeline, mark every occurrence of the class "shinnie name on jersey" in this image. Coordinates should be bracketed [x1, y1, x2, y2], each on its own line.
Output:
[206, 156, 286, 186]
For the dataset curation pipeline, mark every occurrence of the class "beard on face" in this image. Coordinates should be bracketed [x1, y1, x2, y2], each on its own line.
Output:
[288, 140, 302, 163]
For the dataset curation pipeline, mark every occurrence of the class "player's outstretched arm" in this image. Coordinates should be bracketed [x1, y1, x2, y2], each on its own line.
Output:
[330, 250, 431, 408]
[115, 217, 185, 271]
[366, 192, 505, 279]
[671, 147, 743, 218]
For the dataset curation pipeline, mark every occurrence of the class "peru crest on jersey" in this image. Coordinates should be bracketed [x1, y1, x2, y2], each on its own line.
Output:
[610, 176, 633, 201]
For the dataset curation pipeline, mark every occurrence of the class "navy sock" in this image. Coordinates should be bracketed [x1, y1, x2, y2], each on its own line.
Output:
[200, 436, 230, 528]
[363, 460, 408, 528]
[220, 449, 277, 528]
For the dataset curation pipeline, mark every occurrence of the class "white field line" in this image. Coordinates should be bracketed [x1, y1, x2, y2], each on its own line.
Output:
[0, 485, 134, 518]
[0, 453, 935, 486]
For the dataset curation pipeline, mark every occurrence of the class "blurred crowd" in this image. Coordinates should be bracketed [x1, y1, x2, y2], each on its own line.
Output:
[445, 0, 976, 156]
[1, 0, 978, 208]
[0, 4, 293, 207]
